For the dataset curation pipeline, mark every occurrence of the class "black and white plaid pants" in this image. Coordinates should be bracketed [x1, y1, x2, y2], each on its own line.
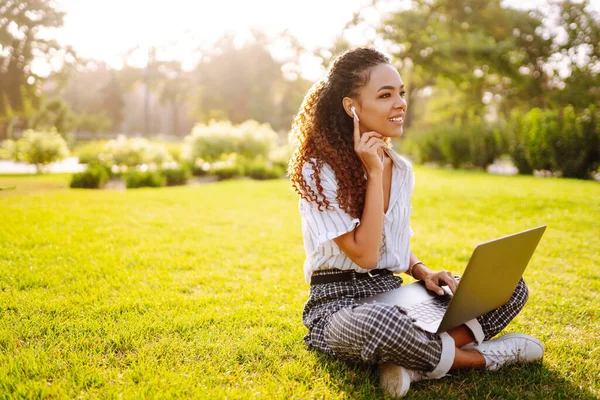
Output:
[302, 272, 529, 375]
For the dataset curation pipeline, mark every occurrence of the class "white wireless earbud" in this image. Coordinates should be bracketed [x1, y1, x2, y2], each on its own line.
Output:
[350, 106, 359, 121]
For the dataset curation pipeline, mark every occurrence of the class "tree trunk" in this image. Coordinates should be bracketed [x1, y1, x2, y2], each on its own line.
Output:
[172, 101, 180, 137]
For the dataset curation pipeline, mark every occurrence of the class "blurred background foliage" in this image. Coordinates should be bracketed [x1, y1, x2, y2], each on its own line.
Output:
[0, 0, 598, 179]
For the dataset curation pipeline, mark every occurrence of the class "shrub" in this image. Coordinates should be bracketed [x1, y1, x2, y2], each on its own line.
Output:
[245, 159, 284, 180]
[405, 122, 472, 168]
[72, 140, 107, 165]
[404, 131, 445, 165]
[160, 165, 191, 186]
[403, 125, 454, 164]
[521, 108, 555, 171]
[551, 105, 599, 179]
[190, 163, 209, 177]
[70, 163, 110, 189]
[211, 164, 245, 180]
[184, 159, 210, 177]
[163, 142, 183, 163]
[183, 120, 277, 163]
[236, 120, 278, 160]
[101, 136, 172, 167]
[269, 144, 293, 171]
[125, 171, 166, 188]
[16, 129, 70, 173]
[507, 105, 600, 178]
[209, 155, 245, 180]
[506, 111, 533, 175]
[405, 105, 599, 179]
[463, 114, 506, 169]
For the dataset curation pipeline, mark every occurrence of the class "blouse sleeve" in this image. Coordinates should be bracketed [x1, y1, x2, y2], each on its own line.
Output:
[299, 162, 360, 251]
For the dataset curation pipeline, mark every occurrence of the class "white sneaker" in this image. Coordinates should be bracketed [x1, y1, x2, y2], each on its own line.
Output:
[379, 362, 429, 398]
[463, 333, 544, 371]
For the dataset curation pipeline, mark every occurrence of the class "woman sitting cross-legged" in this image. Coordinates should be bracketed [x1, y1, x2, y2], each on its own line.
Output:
[287, 47, 544, 398]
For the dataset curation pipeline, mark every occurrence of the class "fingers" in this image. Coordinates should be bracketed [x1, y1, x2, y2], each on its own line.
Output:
[351, 118, 386, 171]
[359, 131, 384, 143]
[425, 281, 445, 296]
[443, 273, 459, 293]
[435, 271, 458, 293]
[353, 112, 360, 146]
[356, 132, 384, 151]
[355, 139, 387, 162]
[355, 131, 385, 152]
[425, 271, 458, 296]
[365, 136, 386, 148]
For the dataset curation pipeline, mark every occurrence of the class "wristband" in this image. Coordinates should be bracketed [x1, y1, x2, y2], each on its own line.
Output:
[409, 261, 425, 278]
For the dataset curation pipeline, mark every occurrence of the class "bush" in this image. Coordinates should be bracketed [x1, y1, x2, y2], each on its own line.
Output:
[189, 160, 210, 177]
[438, 124, 471, 168]
[125, 171, 166, 188]
[269, 144, 293, 171]
[403, 132, 445, 165]
[506, 111, 533, 175]
[463, 113, 506, 169]
[211, 164, 245, 180]
[206, 153, 245, 180]
[236, 120, 278, 160]
[405, 105, 599, 179]
[163, 142, 183, 163]
[15, 129, 70, 173]
[507, 105, 600, 178]
[72, 140, 107, 165]
[70, 163, 110, 189]
[245, 159, 284, 180]
[521, 108, 555, 171]
[183, 120, 277, 163]
[100, 136, 172, 167]
[551, 105, 599, 179]
[160, 165, 191, 186]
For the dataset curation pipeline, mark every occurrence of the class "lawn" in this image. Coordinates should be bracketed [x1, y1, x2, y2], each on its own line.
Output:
[0, 168, 598, 399]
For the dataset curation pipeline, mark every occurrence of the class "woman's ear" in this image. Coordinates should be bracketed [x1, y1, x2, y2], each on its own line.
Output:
[342, 97, 354, 118]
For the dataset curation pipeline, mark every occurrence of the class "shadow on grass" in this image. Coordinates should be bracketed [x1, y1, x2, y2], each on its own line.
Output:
[313, 352, 597, 399]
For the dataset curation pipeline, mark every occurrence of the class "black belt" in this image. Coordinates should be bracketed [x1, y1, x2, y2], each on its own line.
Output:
[310, 269, 393, 285]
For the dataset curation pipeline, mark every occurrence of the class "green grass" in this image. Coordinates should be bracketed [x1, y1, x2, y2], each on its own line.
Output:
[0, 167, 598, 399]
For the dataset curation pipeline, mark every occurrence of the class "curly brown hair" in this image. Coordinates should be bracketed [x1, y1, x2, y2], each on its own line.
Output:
[288, 47, 391, 218]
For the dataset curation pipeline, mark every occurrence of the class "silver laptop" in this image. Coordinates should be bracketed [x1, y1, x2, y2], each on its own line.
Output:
[357, 226, 546, 333]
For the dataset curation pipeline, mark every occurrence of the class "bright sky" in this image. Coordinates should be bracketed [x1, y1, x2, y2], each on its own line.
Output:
[45, 0, 598, 80]
[49, 0, 379, 79]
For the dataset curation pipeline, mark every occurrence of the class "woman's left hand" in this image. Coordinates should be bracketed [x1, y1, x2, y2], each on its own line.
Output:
[423, 270, 458, 296]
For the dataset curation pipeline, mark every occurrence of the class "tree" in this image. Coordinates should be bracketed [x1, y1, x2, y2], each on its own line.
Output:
[548, 0, 600, 109]
[99, 71, 126, 132]
[16, 129, 69, 173]
[376, 0, 553, 127]
[0, 0, 66, 138]
[157, 61, 190, 136]
[31, 98, 76, 135]
[192, 32, 285, 130]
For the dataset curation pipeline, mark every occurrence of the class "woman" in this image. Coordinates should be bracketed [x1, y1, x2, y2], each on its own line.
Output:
[287, 47, 544, 398]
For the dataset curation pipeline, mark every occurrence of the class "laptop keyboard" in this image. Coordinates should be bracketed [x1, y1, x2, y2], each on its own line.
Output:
[403, 297, 451, 323]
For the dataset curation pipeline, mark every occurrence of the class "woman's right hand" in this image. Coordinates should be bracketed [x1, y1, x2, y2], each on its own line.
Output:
[353, 112, 387, 176]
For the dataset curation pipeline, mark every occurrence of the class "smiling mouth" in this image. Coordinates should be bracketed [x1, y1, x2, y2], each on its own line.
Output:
[388, 116, 404, 123]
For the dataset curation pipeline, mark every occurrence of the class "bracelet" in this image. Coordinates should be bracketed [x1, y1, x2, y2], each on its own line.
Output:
[409, 261, 425, 278]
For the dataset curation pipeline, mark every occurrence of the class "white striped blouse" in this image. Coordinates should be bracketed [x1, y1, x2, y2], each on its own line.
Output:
[299, 147, 415, 283]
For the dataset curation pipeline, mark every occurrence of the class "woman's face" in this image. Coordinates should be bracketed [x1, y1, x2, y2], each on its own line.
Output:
[352, 63, 407, 138]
